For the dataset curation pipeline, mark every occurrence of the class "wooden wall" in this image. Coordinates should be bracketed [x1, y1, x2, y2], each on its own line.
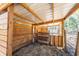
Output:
[65, 31, 78, 56]
[34, 24, 63, 48]
[13, 20, 33, 51]
[0, 12, 8, 56]
[36, 25, 48, 33]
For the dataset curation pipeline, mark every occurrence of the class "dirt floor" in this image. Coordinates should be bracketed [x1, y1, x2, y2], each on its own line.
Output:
[13, 43, 69, 56]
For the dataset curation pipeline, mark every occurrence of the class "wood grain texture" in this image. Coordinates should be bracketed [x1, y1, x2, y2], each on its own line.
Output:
[13, 15, 32, 51]
[7, 4, 14, 56]
[0, 12, 8, 56]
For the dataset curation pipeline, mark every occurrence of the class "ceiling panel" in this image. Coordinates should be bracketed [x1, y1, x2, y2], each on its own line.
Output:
[14, 3, 76, 24]
[54, 3, 75, 20]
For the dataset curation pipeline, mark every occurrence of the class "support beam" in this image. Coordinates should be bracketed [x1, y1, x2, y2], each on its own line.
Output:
[14, 12, 36, 23]
[7, 4, 14, 56]
[0, 3, 12, 12]
[61, 20, 64, 48]
[75, 32, 79, 56]
[20, 3, 44, 22]
[64, 3, 79, 20]
[52, 3, 54, 22]
[33, 18, 64, 25]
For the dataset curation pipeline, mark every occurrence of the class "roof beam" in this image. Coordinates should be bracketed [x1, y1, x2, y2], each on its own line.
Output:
[33, 18, 64, 25]
[20, 3, 44, 22]
[0, 3, 12, 12]
[64, 3, 79, 20]
[14, 12, 36, 23]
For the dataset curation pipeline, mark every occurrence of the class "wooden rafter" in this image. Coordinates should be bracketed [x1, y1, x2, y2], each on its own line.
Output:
[20, 3, 44, 22]
[33, 18, 64, 25]
[0, 3, 12, 12]
[64, 3, 79, 20]
[14, 12, 36, 23]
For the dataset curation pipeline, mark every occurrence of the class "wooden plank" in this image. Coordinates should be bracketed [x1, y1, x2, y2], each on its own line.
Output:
[0, 50, 6, 55]
[0, 24, 7, 29]
[13, 27, 32, 52]
[14, 27, 31, 29]
[14, 19, 32, 25]
[0, 12, 8, 24]
[50, 36, 55, 46]
[0, 51, 6, 56]
[13, 40, 32, 52]
[0, 46, 7, 54]
[58, 36, 62, 47]
[7, 4, 14, 56]
[14, 32, 32, 34]
[15, 27, 32, 30]
[0, 11, 8, 56]
[0, 35, 7, 41]
[13, 34, 32, 39]
[55, 36, 59, 46]
[13, 34, 32, 49]
[14, 23, 31, 27]
[0, 40, 7, 48]
[0, 30, 7, 35]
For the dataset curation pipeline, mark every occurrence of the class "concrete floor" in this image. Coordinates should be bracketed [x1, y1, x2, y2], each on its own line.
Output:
[13, 43, 69, 56]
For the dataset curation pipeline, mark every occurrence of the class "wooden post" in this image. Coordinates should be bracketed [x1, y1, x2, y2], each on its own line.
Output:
[61, 20, 64, 48]
[63, 30, 67, 52]
[75, 32, 79, 56]
[7, 4, 14, 56]
[32, 25, 34, 43]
